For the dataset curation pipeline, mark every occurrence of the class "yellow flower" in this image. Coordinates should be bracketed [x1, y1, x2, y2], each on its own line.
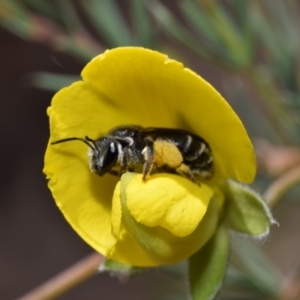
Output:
[44, 47, 256, 267]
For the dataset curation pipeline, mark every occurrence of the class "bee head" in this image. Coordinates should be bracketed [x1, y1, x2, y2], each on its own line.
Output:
[51, 135, 119, 176]
[90, 136, 119, 176]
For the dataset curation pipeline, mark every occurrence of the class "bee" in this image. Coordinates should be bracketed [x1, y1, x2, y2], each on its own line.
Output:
[51, 125, 214, 184]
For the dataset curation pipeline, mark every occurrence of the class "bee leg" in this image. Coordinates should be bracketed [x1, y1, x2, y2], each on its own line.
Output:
[119, 148, 129, 175]
[175, 163, 201, 186]
[142, 137, 155, 182]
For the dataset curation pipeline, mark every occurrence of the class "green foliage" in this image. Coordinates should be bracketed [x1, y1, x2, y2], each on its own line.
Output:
[189, 226, 229, 300]
[82, 0, 133, 46]
[130, 0, 155, 48]
[30, 72, 80, 92]
[229, 240, 281, 297]
[225, 181, 276, 236]
[0, 0, 37, 39]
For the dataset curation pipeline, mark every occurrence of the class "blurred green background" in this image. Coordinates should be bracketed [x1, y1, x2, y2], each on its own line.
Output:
[1, 0, 300, 299]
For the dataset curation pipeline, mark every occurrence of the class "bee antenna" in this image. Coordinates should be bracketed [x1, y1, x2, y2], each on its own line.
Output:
[84, 136, 99, 151]
[51, 137, 96, 151]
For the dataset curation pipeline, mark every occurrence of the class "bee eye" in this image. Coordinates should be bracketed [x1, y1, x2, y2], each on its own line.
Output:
[110, 142, 116, 153]
[99, 142, 118, 174]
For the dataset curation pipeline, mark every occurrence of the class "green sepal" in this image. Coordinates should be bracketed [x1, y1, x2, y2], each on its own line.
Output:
[189, 225, 230, 300]
[98, 258, 143, 281]
[225, 180, 277, 237]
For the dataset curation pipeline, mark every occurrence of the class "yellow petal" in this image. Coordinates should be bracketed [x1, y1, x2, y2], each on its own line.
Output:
[108, 173, 220, 266]
[82, 47, 255, 183]
[48, 81, 140, 140]
[111, 181, 122, 238]
[44, 47, 256, 267]
[44, 137, 118, 256]
[125, 174, 213, 237]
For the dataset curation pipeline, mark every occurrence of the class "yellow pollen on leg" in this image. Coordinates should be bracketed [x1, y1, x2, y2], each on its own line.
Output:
[153, 139, 183, 168]
[175, 163, 196, 183]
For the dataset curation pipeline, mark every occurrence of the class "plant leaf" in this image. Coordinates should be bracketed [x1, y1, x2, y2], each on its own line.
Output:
[146, 1, 213, 60]
[180, 0, 221, 45]
[30, 72, 80, 91]
[0, 0, 35, 39]
[225, 180, 277, 237]
[81, 0, 133, 46]
[189, 225, 229, 300]
[130, 0, 155, 48]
